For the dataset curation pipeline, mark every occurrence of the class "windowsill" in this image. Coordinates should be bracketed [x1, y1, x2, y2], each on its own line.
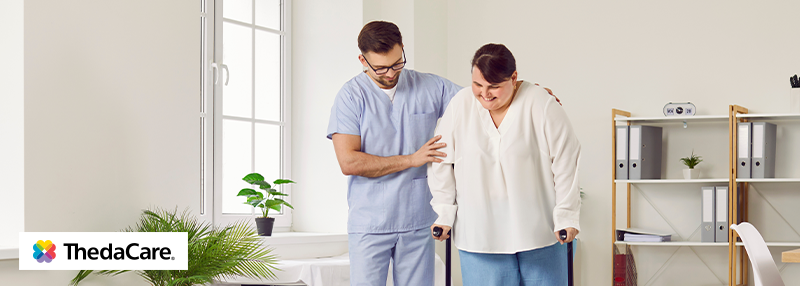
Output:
[0, 247, 19, 260]
[259, 232, 348, 246]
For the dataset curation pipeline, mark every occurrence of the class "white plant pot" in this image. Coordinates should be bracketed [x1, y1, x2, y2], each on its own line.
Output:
[791, 88, 800, 113]
[683, 169, 699, 180]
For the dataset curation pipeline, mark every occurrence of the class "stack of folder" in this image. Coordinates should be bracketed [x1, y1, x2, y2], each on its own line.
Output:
[616, 125, 663, 180]
[737, 122, 777, 178]
[616, 228, 672, 242]
[701, 186, 729, 242]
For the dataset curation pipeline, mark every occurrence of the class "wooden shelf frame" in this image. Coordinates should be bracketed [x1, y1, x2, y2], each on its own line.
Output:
[611, 108, 631, 284]
[729, 105, 749, 286]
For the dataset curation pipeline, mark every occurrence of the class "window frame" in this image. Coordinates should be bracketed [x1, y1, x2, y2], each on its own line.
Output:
[203, 0, 292, 231]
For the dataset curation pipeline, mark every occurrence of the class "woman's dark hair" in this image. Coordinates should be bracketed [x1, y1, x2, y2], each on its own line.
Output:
[358, 21, 403, 54]
[471, 43, 516, 84]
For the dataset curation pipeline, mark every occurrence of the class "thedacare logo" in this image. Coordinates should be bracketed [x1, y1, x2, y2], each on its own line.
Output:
[33, 240, 56, 263]
[20, 232, 187, 270]
[63, 243, 173, 261]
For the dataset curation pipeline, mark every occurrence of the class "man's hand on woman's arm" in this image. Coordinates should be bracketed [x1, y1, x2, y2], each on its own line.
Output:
[332, 134, 447, 178]
[534, 83, 561, 106]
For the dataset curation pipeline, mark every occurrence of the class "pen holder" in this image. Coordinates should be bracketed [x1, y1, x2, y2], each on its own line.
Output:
[791, 88, 800, 113]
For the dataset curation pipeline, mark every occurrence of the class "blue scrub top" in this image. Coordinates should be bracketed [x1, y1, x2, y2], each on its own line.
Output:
[327, 69, 462, 233]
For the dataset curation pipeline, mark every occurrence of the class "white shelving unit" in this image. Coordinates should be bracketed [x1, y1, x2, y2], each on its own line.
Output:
[612, 106, 800, 286]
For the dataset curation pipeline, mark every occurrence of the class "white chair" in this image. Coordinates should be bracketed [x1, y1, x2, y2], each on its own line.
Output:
[730, 222, 785, 286]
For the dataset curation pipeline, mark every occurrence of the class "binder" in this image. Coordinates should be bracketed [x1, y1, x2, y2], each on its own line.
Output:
[701, 186, 716, 242]
[715, 186, 729, 242]
[616, 126, 629, 180]
[751, 122, 777, 179]
[737, 122, 752, 178]
[628, 125, 662, 180]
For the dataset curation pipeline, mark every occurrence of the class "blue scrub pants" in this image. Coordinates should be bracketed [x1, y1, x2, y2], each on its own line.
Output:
[349, 227, 435, 286]
[459, 242, 567, 286]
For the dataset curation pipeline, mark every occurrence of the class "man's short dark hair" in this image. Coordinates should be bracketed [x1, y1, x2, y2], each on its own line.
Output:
[358, 21, 403, 54]
[471, 43, 517, 84]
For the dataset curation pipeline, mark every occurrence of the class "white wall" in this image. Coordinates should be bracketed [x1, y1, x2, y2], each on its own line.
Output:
[444, 1, 800, 285]
[24, 0, 200, 232]
[289, 0, 362, 232]
[0, 0, 25, 248]
[0, 0, 200, 285]
[412, 0, 448, 76]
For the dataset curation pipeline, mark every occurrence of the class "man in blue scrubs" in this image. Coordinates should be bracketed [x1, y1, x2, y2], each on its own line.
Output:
[327, 21, 461, 286]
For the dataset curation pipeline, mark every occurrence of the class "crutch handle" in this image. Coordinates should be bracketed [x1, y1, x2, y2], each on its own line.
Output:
[559, 229, 568, 240]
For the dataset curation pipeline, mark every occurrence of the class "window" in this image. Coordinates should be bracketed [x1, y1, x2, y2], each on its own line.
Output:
[202, 0, 292, 230]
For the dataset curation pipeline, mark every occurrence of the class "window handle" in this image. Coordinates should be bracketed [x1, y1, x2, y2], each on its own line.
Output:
[221, 64, 230, 86]
[211, 62, 219, 85]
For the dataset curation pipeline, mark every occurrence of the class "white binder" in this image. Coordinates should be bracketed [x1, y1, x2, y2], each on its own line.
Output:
[737, 122, 752, 178]
[751, 122, 777, 178]
[701, 186, 716, 242]
[616, 126, 629, 180]
[715, 186, 728, 242]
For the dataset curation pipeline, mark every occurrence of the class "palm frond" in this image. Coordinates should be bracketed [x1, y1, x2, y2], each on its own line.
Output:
[70, 207, 279, 286]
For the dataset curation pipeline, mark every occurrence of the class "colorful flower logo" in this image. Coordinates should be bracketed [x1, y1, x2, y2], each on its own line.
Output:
[33, 240, 56, 263]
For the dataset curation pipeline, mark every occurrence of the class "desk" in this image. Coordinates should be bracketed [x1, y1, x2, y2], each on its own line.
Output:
[782, 248, 800, 263]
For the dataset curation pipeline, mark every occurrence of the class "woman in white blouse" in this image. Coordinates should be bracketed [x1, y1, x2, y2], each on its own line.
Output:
[429, 43, 581, 286]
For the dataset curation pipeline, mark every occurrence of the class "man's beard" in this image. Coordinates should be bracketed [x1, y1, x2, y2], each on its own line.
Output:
[373, 71, 400, 88]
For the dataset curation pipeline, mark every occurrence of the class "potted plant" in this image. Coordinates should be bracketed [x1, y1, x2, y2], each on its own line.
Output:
[679, 151, 703, 179]
[70, 207, 278, 286]
[237, 173, 295, 236]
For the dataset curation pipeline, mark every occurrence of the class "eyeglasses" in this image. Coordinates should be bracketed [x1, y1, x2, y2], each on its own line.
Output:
[362, 48, 406, 75]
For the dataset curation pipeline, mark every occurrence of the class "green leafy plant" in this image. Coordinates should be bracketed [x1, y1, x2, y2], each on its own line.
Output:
[69, 207, 278, 286]
[237, 173, 295, 218]
[679, 151, 703, 169]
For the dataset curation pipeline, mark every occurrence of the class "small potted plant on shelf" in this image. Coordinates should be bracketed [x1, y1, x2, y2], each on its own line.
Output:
[237, 173, 295, 236]
[679, 151, 703, 179]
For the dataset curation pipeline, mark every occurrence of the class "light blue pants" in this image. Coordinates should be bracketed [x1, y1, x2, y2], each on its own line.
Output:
[349, 227, 435, 286]
[459, 242, 568, 286]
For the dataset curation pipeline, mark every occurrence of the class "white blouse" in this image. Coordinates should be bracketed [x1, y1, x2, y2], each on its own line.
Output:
[428, 81, 581, 254]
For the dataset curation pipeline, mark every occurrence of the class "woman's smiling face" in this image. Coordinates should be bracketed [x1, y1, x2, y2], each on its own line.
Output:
[471, 66, 517, 112]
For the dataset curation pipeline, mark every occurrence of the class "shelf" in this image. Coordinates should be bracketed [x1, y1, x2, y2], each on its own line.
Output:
[615, 241, 728, 247]
[759, 242, 800, 247]
[615, 241, 800, 247]
[736, 178, 800, 183]
[736, 113, 800, 121]
[614, 115, 729, 124]
[616, 178, 800, 184]
[616, 178, 729, 184]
